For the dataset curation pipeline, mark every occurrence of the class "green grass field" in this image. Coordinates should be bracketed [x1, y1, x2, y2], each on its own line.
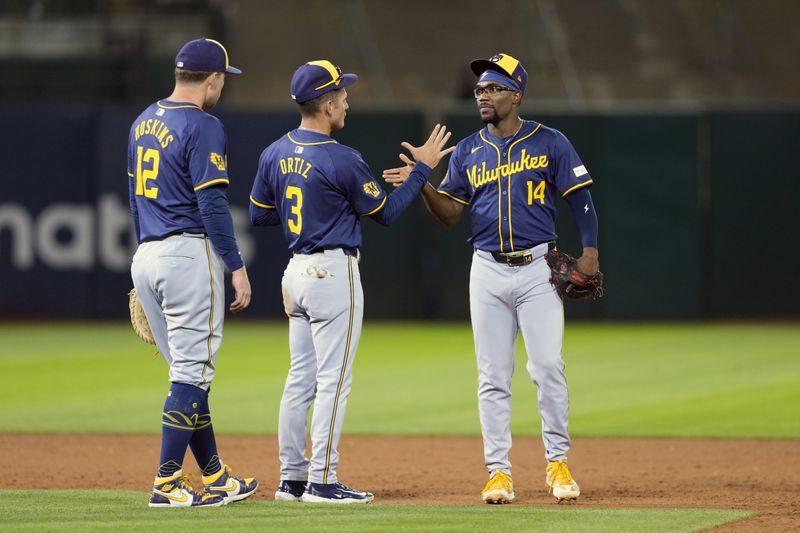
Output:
[1, 322, 798, 438]
[0, 491, 753, 532]
[0, 321, 797, 531]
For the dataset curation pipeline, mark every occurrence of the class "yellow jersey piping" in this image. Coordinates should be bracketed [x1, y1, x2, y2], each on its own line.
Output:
[287, 132, 336, 146]
[479, 130, 503, 252]
[505, 123, 542, 251]
[194, 178, 229, 191]
[249, 195, 275, 208]
[561, 179, 593, 197]
[361, 196, 387, 216]
[437, 190, 470, 205]
[157, 100, 201, 110]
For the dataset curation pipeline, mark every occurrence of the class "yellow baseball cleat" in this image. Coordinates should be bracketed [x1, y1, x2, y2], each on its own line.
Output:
[481, 471, 515, 504]
[149, 470, 225, 508]
[546, 460, 580, 502]
[202, 463, 259, 504]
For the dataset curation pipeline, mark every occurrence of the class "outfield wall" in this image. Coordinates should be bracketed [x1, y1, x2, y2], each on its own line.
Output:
[1, 105, 798, 319]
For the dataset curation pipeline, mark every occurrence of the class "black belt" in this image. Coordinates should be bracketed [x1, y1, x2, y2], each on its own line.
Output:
[307, 247, 359, 258]
[490, 241, 555, 266]
[143, 230, 206, 243]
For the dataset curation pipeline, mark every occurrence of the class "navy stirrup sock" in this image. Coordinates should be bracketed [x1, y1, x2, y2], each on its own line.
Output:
[189, 391, 222, 476]
[156, 382, 205, 478]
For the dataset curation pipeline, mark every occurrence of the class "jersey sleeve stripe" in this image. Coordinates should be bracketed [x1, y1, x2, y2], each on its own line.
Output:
[561, 179, 593, 198]
[249, 195, 276, 209]
[361, 196, 387, 216]
[127, 172, 134, 177]
[437, 190, 470, 205]
[193, 178, 230, 191]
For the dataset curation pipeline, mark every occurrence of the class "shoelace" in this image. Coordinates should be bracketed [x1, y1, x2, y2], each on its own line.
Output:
[177, 474, 200, 495]
[548, 462, 574, 486]
[336, 482, 366, 494]
[483, 472, 511, 492]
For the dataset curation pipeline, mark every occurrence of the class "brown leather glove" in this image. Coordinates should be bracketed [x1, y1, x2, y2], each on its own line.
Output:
[545, 250, 605, 300]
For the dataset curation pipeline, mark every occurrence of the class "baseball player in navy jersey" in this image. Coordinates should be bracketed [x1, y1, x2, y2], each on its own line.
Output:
[249, 60, 454, 504]
[128, 38, 258, 508]
[384, 53, 599, 503]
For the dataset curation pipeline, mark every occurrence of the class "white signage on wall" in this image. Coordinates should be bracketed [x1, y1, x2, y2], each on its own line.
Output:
[0, 194, 254, 272]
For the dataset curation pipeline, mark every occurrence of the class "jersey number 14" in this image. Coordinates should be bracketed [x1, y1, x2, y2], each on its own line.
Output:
[527, 180, 545, 205]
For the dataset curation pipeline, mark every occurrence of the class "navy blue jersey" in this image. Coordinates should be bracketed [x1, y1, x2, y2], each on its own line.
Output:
[127, 100, 231, 242]
[249, 129, 386, 253]
[438, 120, 592, 253]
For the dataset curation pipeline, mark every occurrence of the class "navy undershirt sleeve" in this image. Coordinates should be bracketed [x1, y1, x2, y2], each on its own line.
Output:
[196, 186, 244, 271]
[249, 203, 281, 227]
[129, 176, 141, 244]
[369, 163, 432, 226]
[563, 187, 598, 248]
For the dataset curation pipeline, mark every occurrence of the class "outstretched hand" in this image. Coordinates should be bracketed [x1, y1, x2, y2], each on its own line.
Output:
[402, 123, 455, 169]
[382, 153, 415, 188]
[382, 124, 454, 187]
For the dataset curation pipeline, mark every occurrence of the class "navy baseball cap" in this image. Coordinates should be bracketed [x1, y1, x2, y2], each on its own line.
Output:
[291, 60, 358, 103]
[470, 53, 527, 93]
[175, 38, 242, 74]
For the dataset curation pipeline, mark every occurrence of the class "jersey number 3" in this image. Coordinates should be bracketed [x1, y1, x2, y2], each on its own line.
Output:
[286, 185, 303, 234]
[527, 180, 545, 205]
[135, 146, 160, 199]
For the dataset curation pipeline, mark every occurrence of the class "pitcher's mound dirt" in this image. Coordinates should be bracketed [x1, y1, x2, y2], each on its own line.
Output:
[1, 434, 797, 531]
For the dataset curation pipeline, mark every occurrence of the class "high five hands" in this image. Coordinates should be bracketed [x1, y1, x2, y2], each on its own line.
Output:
[384, 124, 455, 187]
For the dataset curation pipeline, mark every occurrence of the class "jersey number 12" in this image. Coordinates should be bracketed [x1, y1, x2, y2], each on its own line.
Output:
[135, 146, 160, 199]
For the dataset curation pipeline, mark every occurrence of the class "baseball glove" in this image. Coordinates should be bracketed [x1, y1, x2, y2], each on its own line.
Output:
[128, 288, 156, 345]
[545, 250, 605, 300]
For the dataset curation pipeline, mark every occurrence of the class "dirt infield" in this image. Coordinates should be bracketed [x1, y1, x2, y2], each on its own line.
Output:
[1, 434, 797, 531]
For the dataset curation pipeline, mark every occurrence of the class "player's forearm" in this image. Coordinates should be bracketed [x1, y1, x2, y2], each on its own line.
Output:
[421, 183, 464, 226]
[369, 163, 431, 226]
[196, 186, 245, 271]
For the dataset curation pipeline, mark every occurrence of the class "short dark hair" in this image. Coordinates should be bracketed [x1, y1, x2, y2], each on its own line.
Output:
[175, 68, 215, 84]
[297, 89, 341, 117]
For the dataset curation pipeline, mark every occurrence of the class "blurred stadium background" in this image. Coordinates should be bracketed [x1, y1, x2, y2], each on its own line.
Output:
[1, 0, 799, 321]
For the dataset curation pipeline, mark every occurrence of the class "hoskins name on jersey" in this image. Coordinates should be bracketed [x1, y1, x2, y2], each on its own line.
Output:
[133, 118, 174, 148]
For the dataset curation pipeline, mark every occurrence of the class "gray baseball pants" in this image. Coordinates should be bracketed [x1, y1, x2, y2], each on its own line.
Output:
[278, 249, 364, 484]
[131, 233, 225, 390]
[470, 241, 570, 476]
